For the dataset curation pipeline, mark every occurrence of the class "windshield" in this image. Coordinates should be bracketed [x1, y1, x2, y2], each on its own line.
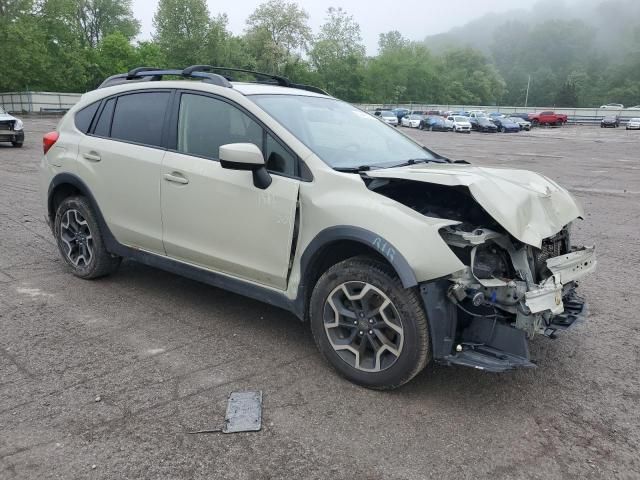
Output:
[380, 110, 395, 117]
[250, 95, 438, 169]
[454, 116, 468, 122]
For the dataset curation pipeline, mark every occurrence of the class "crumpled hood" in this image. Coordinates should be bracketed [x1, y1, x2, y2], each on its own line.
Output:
[367, 163, 583, 247]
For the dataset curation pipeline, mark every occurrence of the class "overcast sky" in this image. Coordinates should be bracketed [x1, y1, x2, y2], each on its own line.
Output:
[132, 0, 519, 54]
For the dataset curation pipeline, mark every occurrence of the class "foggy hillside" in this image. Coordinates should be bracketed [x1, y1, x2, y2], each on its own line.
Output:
[425, 0, 640, 60]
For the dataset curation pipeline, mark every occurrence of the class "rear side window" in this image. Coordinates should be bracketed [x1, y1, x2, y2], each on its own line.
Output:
[93, 98, 115, 137]
[110, 92, 170, 147]
[75, 102, 100, 133]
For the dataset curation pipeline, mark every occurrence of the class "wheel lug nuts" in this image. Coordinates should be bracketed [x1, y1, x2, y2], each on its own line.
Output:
[368, 330, 373, 335]
[368, 319, 373, 324]
[353, 321, 357, 325]
[359, 331, 363, 335]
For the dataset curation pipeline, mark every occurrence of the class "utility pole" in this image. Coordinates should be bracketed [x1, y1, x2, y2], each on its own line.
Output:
[524, 75, 531, 109]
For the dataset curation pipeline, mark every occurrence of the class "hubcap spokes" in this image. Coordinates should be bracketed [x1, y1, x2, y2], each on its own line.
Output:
[323, 281, 404, 372]
[60, 209, 93, 267]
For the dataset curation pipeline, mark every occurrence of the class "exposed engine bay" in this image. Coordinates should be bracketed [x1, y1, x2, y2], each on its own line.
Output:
[368, 177, 597, 371]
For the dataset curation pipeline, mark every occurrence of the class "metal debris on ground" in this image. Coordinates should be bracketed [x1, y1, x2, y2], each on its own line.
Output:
[188, 390, 263, 435]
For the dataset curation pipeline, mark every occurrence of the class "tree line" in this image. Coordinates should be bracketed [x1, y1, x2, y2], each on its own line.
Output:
[1, 0, 638, 107]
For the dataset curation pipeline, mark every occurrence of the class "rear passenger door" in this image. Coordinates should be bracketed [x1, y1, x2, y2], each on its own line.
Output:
[76, 90, 171, 254]
[160, 91, 300, 290]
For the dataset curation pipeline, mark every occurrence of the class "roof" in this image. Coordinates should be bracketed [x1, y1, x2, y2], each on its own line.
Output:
[230, 82, 329, 98]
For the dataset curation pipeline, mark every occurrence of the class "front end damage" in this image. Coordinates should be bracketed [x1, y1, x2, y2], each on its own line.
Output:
[427, 224, 595, 371]
[365, 169, 597, 372]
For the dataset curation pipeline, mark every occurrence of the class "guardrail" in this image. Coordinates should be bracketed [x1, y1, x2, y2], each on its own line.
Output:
[0, 91, 83, 114]
[356, 103, 640, 125]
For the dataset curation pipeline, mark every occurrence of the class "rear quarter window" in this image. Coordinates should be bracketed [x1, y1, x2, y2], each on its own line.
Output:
[74, 102, 100, 133]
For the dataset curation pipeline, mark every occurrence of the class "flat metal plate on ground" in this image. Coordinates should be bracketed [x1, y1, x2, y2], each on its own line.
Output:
[222, 391, 263, 434]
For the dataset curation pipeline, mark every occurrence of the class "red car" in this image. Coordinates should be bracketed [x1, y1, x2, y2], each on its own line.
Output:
[528, 111, 568, 126]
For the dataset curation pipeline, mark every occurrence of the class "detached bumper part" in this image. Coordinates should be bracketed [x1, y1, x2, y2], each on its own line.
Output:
[420, 245, 595, 373]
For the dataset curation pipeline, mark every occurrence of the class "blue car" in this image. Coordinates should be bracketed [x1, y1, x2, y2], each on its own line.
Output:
[492, 116, 521, 133]
[420, 116, 452, 131]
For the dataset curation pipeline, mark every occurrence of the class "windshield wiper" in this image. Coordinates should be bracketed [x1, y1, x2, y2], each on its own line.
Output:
[385, 158, 444, 169]
[334, 165, 372, 173]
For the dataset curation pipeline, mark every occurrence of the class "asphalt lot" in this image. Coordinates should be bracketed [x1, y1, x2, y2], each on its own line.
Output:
[1, 118, 639, 479]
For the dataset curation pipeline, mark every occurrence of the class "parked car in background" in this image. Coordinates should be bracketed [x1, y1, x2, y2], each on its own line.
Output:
[601, 115, 620, 128]
[401, 114, 424, 128]
[422, 116, 452, 131]
[626, 118, 640, 130]
[528, 111, 567, 126]
[625, 105, 640, 110]
[473, 117, 498, 133]
[508, 116, 532, 131]
[600, 103, 624, 109]
[380, 110, 399, 126]
[0, 106, 24, 147]
[510, 113, 531, 121]
[393, 108, 410, 122]
[447, 115, 472, 133]
[492, 116, 521, 133]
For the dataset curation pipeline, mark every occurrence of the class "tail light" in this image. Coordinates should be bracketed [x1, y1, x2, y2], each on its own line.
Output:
[43, 131, 59, 154]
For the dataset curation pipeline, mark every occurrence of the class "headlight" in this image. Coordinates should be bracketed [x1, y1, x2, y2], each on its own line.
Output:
[14, 119, 23, 131]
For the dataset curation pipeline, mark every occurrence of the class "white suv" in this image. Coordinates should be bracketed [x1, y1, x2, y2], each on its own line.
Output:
[39, 66, 596, 389]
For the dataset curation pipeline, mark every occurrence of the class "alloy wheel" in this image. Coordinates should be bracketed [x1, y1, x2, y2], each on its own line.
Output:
[323, 281, 404, 372]
[59, 209, 94, 267]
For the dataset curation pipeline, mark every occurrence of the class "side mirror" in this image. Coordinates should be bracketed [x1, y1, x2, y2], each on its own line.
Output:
[219, 143, 272, 189]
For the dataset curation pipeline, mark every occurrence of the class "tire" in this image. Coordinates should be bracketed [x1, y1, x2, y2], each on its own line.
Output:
[429, 126, 434, 132]
[11, 142, 23, 147]
[309, 255, 430, 390]
[54, 196, 121, 279]
[500, 127, 506, 133]
[418, 123, 424, 130]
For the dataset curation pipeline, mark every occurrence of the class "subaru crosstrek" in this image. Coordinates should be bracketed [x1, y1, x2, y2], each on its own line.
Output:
[39, 66, 596, 389]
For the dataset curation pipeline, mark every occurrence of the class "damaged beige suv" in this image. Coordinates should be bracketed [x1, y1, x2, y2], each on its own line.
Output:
[40, 66, 596, 389]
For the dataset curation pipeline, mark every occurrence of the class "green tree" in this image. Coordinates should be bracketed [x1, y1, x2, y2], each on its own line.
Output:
[245, 0, 311, 72]
[75, 0, 140, 47]
[152, 0, 209, 67]
[310, 7, 366, 101]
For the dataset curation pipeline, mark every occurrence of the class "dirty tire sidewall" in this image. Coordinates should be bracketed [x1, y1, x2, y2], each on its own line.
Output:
[54, 196, 120, 279]
[309, 256, 431, 390]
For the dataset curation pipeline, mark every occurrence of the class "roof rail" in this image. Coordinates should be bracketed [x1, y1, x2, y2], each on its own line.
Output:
[182, 66, 330, 95]
[97, 67, 232, 89]
[97, 65, 329, 96]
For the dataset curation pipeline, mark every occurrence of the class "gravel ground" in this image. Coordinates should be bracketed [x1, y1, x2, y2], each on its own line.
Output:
[1, 118, 639, 479]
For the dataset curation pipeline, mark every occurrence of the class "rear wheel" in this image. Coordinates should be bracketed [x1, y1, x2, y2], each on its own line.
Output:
[54, 196, 121, 279]
[11, 141, 22, 147]
[309, 256, 430, 390]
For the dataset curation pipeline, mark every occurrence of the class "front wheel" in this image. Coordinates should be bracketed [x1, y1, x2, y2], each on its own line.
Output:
[11, 141, 23, 147]
[54, 196, 121, 279]
[309, 256, 430, 390]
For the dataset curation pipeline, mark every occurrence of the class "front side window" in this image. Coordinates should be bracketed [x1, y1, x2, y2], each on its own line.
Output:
[177, 93, 298, 176]
[177, 93, 262, 160]
[110, 92, 170, 147]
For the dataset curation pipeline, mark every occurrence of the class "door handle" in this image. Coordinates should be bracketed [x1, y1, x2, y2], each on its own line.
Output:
[82, 151, 101, 162]
[163, 172, 189, 185]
